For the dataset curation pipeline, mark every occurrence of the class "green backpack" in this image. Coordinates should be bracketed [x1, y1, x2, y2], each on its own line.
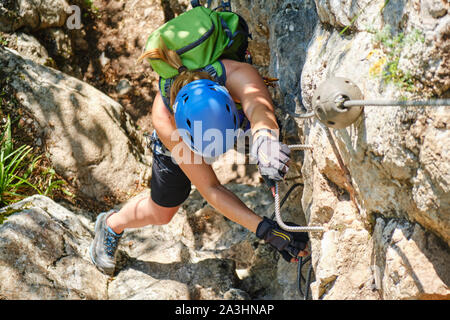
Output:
[143, 5, 251, 108]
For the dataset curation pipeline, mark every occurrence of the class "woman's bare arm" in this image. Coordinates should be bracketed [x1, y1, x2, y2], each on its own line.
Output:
[222, 59, 279, 135]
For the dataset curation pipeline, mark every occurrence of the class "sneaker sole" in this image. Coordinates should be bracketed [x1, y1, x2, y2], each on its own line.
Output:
[89, 211, 114, 275]
[89, 211, 105, 267]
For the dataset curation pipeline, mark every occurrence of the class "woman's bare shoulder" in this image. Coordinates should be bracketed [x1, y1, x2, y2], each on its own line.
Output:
[221, 59, 251, 76]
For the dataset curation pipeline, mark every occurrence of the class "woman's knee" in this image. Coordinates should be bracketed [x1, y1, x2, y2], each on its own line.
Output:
[149, 199, 180, 225]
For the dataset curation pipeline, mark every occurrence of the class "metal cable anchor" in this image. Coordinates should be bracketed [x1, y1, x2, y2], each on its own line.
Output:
[273, 182, 324, 233]
[311, 77, 450, 129]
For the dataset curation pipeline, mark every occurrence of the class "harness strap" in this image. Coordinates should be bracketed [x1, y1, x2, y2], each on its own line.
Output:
[158, 77, 172, 112]
[219, 17, 233, 47]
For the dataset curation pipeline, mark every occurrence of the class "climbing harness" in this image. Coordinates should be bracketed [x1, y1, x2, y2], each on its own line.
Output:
[143, 130, 171, 157]
[309, 77, 450, 129]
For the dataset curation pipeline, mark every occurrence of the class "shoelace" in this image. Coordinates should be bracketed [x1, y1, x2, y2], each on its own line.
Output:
[103, 229, 121, 258]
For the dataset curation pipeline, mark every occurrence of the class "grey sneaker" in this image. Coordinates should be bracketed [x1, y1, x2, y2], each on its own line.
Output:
[89, 210, 123, 275]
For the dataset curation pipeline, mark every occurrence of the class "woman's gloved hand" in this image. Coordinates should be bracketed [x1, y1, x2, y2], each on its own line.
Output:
[251, 128, 291, 188]
[256, 217, 309, 262]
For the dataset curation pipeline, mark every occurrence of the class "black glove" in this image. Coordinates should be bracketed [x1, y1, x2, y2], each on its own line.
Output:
[251, 130, 291, 188]
[256, 217, 309, 262]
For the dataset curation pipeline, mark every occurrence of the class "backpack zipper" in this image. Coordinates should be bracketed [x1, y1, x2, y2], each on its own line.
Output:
[175, 22, 215, 56]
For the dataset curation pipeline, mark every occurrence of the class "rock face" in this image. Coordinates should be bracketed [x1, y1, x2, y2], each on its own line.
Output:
[0, 47, 151, 201]
[0, 185, 294, 300]
[230, 0, 449, 300]
[240, 0, 450, 299]
[299, 1, 449, 300]
[0, 0, 448, 300]
[2, 32, 51, 65]
[0, 0, 69, 32]
[0, 196, 108, 299]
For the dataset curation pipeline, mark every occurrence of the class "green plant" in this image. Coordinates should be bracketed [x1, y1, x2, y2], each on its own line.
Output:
[0, 33, 9, 46]
[372, 25, 424, 92]
[0, 116, 40, 206]
[84, 0, 100, 14]
[38, 168, 66, 197]
[0, 207, 21, 224]
[339, 0, 377, 35]
[0, 114, 71, 210]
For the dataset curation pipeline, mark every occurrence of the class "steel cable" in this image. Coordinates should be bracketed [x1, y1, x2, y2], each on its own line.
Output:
[288, 144, 313, 150]
[273, 182, 324, 232]
[343, 98, 450, 107]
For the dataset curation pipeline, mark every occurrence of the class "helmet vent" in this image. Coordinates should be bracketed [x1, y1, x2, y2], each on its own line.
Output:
[186, 119, 191, 128]
[226, 104, 230, 113]
[180, 93, 189, 104]
[233, 114, 237, 127]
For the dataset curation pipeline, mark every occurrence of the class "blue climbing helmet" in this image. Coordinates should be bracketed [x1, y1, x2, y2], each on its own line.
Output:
[173, 79, 240, 158]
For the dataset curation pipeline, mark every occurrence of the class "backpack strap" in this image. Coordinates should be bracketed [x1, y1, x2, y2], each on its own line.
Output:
[191, 0, 231, 11]
[158, 60, 227, 112]
[158, 77, 173, 112]
[202, 60, 227, 86]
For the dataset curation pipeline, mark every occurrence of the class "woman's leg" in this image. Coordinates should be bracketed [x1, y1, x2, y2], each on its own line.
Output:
[106, 195, 180, 234]
[105, 131, 191, 235]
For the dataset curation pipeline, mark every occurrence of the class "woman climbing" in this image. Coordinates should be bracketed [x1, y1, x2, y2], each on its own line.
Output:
[90, 5, 309, 276]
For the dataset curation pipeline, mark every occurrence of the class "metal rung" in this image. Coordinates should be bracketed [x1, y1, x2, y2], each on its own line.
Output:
[274, 182, 324, 233]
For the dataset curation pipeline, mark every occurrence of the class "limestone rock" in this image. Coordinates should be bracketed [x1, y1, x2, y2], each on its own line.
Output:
[5, 32, 50, 65]
[0, 195, 108, 299]
[294, 0, 450, 299]
[116, 79, 133, 96]
[373, 218, 450, 299]
[0, 47, 151, 202]
[0, 0, 69, 32]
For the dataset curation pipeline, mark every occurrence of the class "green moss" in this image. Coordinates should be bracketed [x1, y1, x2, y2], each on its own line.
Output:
[0, 202, 33, 224]
[0, 207, 21, 224]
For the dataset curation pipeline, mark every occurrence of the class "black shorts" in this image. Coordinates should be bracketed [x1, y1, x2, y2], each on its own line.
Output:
[150, 147, 191, 208]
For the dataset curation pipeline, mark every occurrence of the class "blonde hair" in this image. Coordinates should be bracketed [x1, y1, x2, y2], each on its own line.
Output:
[137, 37, 212, 106]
